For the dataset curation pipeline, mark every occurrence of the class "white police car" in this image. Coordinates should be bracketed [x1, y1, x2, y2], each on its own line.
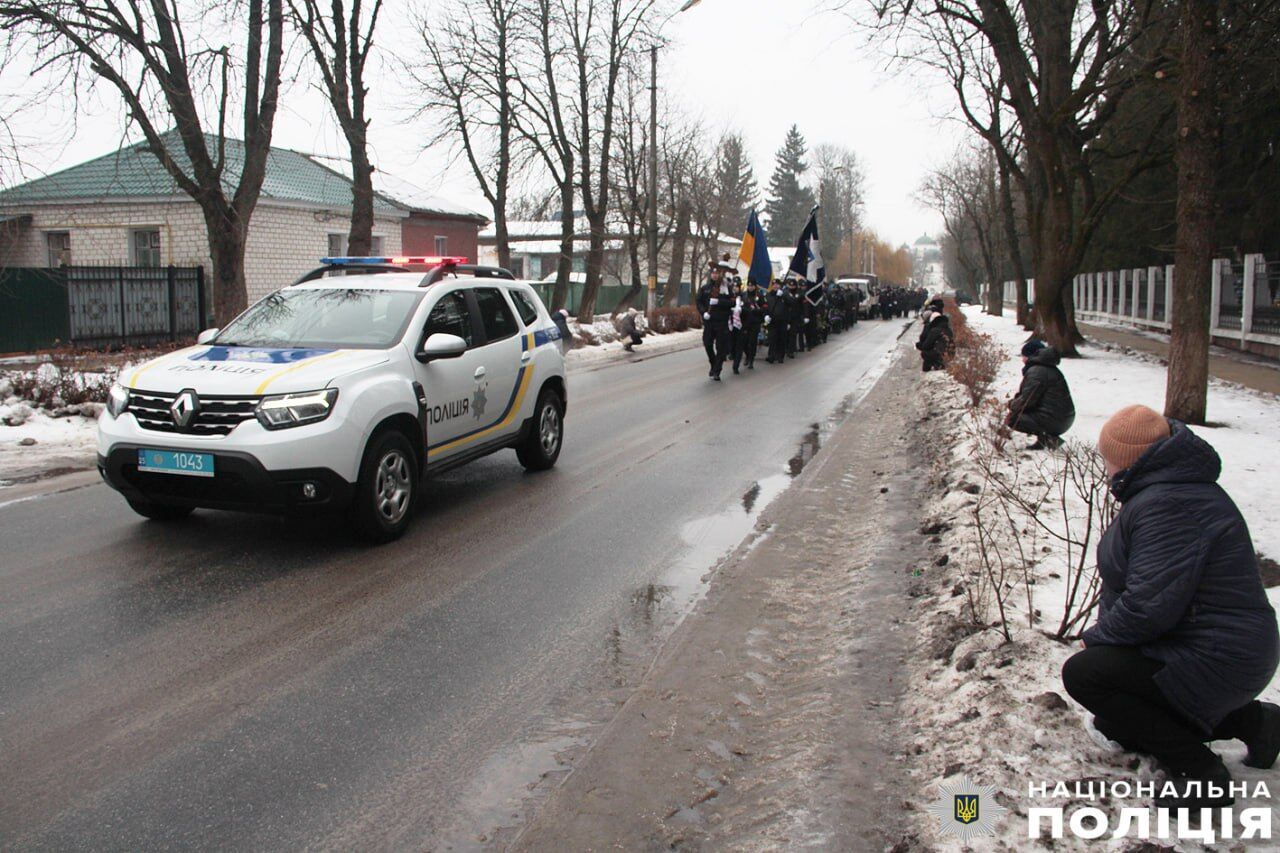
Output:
[97, 257, 567, 542]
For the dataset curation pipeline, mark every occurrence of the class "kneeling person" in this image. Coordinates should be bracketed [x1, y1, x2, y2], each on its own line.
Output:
[1007, 340, 1074, 449]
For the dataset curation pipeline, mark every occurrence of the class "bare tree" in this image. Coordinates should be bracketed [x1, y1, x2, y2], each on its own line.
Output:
[563, 0, 659, 322]
[513, 0, 579, 311]
[863, 0, 1174, 354]
[812, 144, 866, 276]
[411, 0, 519, 268]
[921, 146, 1006, 315]
[288, 0, 383, 256]
[0, 0, 285, 323]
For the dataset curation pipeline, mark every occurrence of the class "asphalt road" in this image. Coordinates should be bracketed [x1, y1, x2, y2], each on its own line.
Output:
[0, 318, 909, 849]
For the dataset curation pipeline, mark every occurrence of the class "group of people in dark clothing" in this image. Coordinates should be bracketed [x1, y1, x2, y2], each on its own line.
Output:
[694, 261, 865, 381]
[873, 285, 929, 320]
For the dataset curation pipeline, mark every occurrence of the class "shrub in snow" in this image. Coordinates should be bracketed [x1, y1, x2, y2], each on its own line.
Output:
[0, 350, 118, 416]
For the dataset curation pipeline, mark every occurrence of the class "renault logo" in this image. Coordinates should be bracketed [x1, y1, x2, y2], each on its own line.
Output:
[170, 389, 200, 429]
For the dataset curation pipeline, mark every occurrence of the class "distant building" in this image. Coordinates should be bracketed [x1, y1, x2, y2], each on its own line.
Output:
[912, 234, 945, 292]
[0, 133, 487, 303]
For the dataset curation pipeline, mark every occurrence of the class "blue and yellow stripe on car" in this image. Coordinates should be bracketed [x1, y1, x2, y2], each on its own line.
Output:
[427, 332, 537, 459]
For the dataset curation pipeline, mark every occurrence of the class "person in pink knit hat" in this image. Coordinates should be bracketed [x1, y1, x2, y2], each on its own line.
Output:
[1062, 404, 1280, 810]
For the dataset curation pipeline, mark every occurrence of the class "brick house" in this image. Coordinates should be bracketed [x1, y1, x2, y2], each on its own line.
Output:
[0, 134, 487, 304]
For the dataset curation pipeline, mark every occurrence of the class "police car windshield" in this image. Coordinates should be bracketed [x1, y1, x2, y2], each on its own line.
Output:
[216, 288, 425, 349]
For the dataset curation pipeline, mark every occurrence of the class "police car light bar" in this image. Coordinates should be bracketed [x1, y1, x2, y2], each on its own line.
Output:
[321, 256, 470, 266]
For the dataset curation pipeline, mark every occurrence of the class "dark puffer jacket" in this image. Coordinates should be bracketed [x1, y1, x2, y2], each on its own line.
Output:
[1083, 422, 1279, 732]
[916, 313, 953, 359]
[1009, 347, 1075, 435]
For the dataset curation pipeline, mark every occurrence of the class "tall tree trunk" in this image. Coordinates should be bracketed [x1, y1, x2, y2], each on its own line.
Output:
[204, 207, 251, 324]
[577, 218, 607, 323]
[664, 200, 691, 307]
[492, 208, 512, 269]
[1165, 0, 1219, 425]
[1029, 175, 1082, 355]
[997, 158, 1030, 327]
[613, 235, 643, 315]
[347, 140, 375, 256]
[551, 184, 574, 312]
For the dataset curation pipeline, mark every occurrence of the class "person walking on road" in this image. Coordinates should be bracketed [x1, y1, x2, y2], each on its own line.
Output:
[1005, 339, 1076, 449]
[1062, 404, 1280, 811]
[697, 261, 736, 380]
[735, 280, 766, 371]
[765, 280, 788, 364]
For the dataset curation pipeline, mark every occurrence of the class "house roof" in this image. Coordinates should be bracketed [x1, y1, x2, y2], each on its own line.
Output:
[0, 132, 400, 215]
[914, 233, 938, 246]
[308, 154, 487, 222]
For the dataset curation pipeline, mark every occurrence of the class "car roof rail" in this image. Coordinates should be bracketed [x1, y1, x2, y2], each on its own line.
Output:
[419, 263, 516, 287]
[291, 263, 407, 285]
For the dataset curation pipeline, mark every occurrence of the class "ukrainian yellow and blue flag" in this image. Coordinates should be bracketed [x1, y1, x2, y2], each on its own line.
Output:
[739, 210, 772, 286]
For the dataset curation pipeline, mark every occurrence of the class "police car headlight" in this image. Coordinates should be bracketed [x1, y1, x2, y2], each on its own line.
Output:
[255, 389, 338, 430]
[106, 383, 130, 418]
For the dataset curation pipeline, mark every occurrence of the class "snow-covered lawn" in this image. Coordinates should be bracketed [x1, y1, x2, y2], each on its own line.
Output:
[907, 306, 1280, 850]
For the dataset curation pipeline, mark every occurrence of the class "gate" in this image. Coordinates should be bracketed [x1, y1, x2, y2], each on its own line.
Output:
[65, 265, 206, 347]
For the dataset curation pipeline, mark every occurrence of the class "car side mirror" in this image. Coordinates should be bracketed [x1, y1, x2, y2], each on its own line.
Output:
[417, 333, 468, 363]
[196, 328, 220, 344]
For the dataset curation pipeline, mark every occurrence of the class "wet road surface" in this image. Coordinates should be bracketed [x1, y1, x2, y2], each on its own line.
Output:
[0, 320, 908, 849]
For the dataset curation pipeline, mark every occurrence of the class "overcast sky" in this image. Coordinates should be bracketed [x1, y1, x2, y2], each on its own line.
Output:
[5, 0, 963, 246]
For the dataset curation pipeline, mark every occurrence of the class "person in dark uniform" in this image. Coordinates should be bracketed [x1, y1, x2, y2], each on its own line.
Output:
[804, 282, 823, 350]
[735, 280, 766, 371]
[765, 280, 788, 364]
[784, 279, 803, 357]
[696, 261, 736, 380]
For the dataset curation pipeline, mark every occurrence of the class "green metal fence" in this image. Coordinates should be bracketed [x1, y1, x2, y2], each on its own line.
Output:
[529, 281, 692, 314]
[0, 268, 69, 353]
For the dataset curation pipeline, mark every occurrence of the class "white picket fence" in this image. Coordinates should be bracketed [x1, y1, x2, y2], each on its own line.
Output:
[984, 253, 1280, 354]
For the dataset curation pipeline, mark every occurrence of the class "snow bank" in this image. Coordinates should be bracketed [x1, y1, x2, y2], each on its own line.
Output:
[905, 307, 1280, 850]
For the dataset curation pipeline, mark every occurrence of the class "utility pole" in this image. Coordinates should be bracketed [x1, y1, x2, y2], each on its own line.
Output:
[647, 45, 659, 313]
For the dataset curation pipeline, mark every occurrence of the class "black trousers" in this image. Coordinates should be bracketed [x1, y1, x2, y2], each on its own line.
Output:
[1062, 645, 1265, 775]
[788, 324, 802, 354]
[702, 322, 730, 375]
[1011, 411, 1074, 439]
[767, 322, 787, 362]
[735, 324, 761, 368]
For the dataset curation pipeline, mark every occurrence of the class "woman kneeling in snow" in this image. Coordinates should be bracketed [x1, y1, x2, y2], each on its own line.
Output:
[1062, 404, 1280, 810]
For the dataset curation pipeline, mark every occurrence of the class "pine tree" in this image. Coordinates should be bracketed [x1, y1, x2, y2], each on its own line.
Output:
[765, 125, 816, 246]
[713, 133, 759, 236]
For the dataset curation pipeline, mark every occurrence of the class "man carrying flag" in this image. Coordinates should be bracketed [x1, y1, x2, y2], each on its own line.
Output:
[738, 210, 773, 287]
[789, 205, 826, 286]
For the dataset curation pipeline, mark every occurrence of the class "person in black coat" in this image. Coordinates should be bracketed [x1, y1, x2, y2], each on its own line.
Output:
[784, 280, 803, 357]
[915, 310, 952, 372]
[1006, 340, 1075, 449]
[734, 281, 766, 371]
[1062, 405, 1280, 810]
[696, 262, 735, 380]
[764, 281, 787, 364]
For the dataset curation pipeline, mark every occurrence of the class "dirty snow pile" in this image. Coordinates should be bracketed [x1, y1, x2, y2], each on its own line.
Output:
[904, 306, 1280, 851]
[562, 313, 701, 370]
[0, 365, 113, 485]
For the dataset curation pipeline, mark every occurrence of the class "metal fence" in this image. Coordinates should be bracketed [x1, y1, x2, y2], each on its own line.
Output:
[0, 264, 206, 353]
[992, 254, 1280, 351]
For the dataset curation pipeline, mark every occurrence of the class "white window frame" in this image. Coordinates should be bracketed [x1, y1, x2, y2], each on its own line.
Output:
[130, 228, 162, 267]
[434, 235, 448, 256]
[45, 231, 71, 267]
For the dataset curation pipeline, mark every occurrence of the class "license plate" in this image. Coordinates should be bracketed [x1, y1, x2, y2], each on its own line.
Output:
[137, 449, 215, 478]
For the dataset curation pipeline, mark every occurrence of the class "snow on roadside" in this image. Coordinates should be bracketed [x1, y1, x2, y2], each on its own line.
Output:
[905, 307, 1280, 851]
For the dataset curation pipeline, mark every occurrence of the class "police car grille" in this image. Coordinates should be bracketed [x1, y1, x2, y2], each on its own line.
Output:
[130, 391, 260, 436]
